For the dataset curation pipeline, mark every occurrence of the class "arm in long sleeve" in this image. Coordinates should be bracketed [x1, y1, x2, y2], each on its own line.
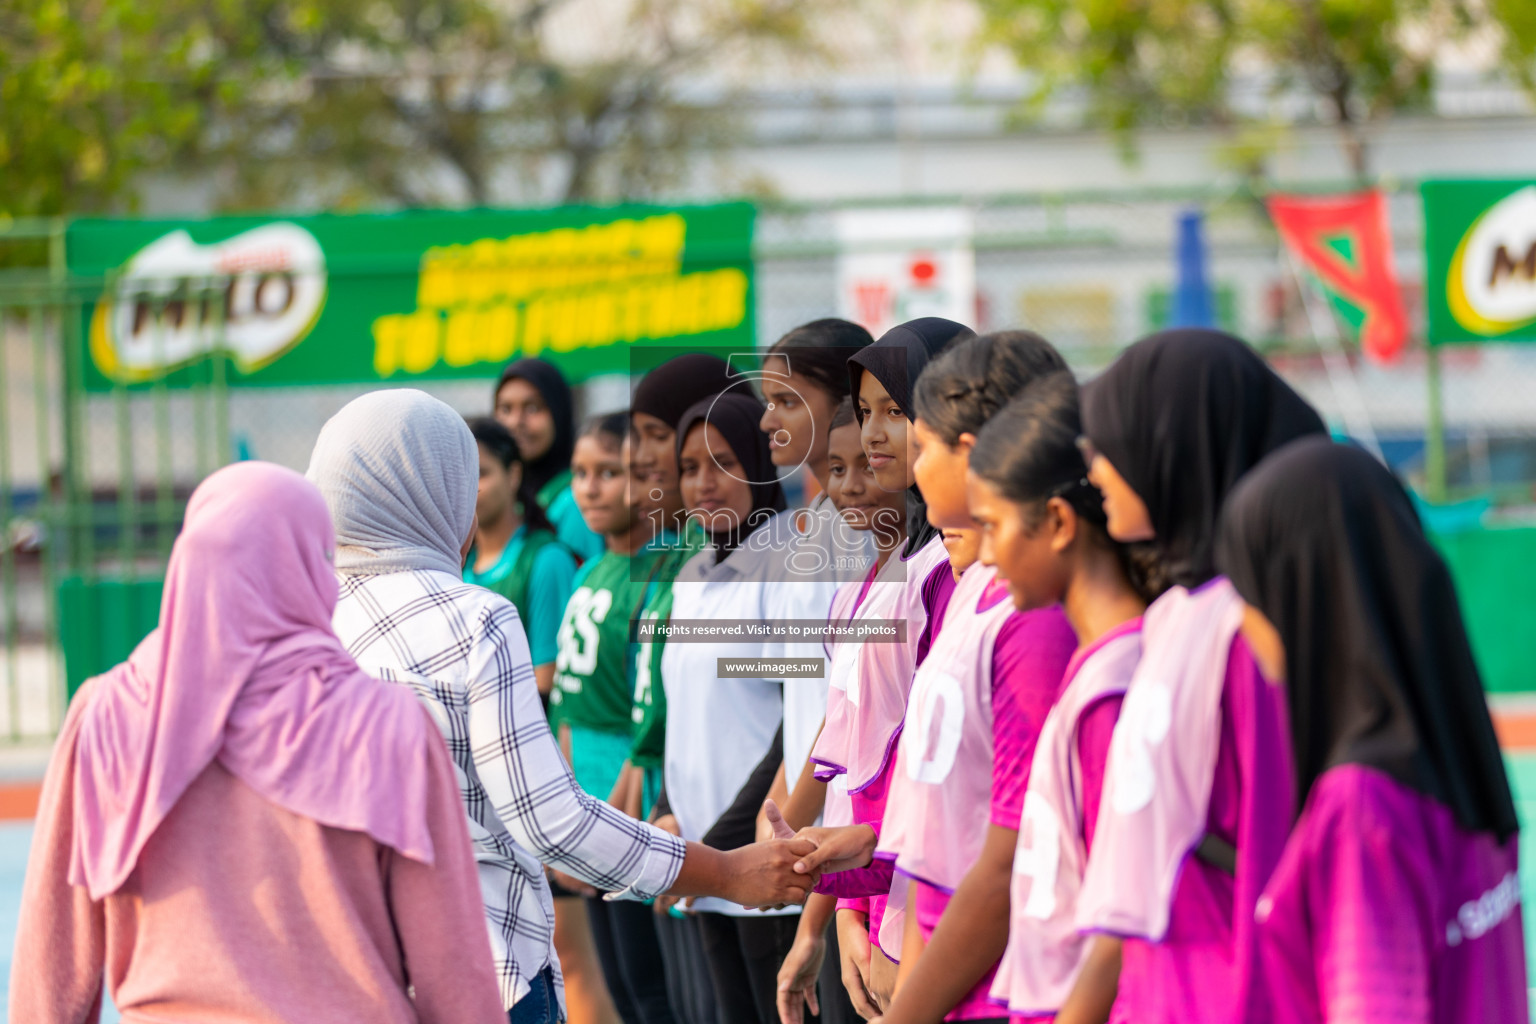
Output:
[391, 715, 507, 1024]
[468, 602, 684, 898]
[9, 703, 107, 1024]
[702, 723, 783, 850]
[815, 860, 896, 899]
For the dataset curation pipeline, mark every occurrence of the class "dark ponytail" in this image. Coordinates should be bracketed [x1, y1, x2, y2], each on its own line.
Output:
[467, 416, 556, 535]
[766, 318, 875, 404]
[579, 410, 631, 450]
[912, 330, 1069, 444]
[971, 374, 1169, 601]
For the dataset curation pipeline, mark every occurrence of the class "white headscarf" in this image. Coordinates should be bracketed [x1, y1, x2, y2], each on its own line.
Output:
[306, 389, 477, 578]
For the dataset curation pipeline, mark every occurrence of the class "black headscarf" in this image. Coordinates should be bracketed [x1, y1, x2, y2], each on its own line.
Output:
[1216, 438, 1518, 843]
[495, 357, 574, 498]
[847, 317, 975, 558]
[1080, 328, 1324, 588]
[676, 393, 787, 559]
[633, 353, 735, 430]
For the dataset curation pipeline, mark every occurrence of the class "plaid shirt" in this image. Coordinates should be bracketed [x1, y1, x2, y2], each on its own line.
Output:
[333, 569, 686, 1011]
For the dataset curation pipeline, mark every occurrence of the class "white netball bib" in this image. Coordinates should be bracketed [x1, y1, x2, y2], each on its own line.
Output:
[874, 565, 1014, 955]
[1075, 579, 1243, 941]
[811, 536, 949, 792]
[991, 623, 1141, 1016]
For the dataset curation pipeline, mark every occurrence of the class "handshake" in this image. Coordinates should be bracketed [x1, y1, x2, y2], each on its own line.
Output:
[654, 801, 878, 912]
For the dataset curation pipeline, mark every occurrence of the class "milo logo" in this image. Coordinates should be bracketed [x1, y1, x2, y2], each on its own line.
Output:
[1447, 185, 1536, 336]
[89, 223, 327, 380]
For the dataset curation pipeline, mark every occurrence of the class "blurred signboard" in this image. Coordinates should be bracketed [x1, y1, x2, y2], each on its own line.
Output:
[1423, 179, 1536, 345]
[67, 203, 756, 389]
[835, 208, 975, 337]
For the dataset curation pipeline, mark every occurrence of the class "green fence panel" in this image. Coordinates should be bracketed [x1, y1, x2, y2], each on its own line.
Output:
[1433, 526, 1536, 694]
[56, 576, 164, 697]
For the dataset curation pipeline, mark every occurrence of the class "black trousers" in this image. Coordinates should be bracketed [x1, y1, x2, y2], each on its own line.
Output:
[588, 897, 679, 1024]
[696, 912, 816, 1024]
[655, 909, 719, 1024]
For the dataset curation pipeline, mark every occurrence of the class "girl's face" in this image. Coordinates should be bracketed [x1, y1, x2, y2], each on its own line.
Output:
[940, 527, 982, 575]
[630, 411, 684, 520]
[1083, 447, 1154, 542]
[759, 355, 840, 471]
[858, 371, 913, 494]
[911, 416, 974, 530]
[826, 421, 905, 534]
[1239, 603, 1286, 685]
[493, 378, 557, 463]
[571, 434, 634, 538]
[679, 422, 755, 532]
[967, 470, 1072, 612]
[475, 445, 520, 529]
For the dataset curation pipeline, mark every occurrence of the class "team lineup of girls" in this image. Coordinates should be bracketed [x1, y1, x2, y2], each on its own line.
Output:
[10, 315, 1526, 1024]
[516, 317, 1528, 1024]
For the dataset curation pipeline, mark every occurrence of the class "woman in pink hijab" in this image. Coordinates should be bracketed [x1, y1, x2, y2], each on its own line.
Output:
[10, 462, 504, 1024]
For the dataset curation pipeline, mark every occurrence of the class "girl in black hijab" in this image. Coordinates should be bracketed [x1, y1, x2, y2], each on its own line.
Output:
[847, 317, 975, 558]
[1079, 327, 1325, 587]
[664, 392, 803, 1024]
[1070, 328, 1327, 1024]
[1215, 437, 1524, 1024]
[494, 357, 604, 561]
[629, 351, 738, 1024]
[675, 393, 787, 559]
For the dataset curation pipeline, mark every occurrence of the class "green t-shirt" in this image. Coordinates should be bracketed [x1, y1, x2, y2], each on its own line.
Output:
[463, 526, 576, 666]
[549, 548, 663, 735]
[629, 530, 706, 769]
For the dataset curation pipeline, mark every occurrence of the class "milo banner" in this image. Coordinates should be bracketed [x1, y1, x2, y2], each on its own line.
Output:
[1422, 180, 1536, 345]
[67, 203, 755, 389]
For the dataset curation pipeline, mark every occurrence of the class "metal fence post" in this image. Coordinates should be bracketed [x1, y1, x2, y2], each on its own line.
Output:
[1426, 342, 1448, 503]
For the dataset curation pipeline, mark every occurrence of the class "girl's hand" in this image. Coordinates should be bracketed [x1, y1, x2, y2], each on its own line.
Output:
[775, 929, 826, 1024]
[837, 909, 880, 1020]
[791, 823, 879, 874]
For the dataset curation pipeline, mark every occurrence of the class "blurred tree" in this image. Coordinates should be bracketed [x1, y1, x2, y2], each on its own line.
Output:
[977, 0, 1536, 182]
[0, 0, 223, 218]
[1, 0, 815, 217]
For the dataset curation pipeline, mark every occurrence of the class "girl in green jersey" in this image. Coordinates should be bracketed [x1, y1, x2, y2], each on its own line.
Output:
[465, 417, 577, 701]
[555, 412, 682, 1024]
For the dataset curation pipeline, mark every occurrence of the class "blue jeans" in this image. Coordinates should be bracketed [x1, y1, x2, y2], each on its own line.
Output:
[509, 965, 561, 1024]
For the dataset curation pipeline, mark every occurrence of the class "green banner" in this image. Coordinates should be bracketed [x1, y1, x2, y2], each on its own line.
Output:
[67, 202, 756, 389]
[1422, 179, 1536, 345]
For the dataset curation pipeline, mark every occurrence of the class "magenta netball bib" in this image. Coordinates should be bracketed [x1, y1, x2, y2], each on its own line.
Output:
[1075, 579, 1243, 941]
[812, 536, 950, 793]
[874, 564, 1014, 953]
[992, 621, 1142, 1016]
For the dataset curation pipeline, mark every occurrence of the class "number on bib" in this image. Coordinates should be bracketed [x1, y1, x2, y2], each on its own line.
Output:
[557, 587, 614, 677]
[633, 613, 658, 722]
[1108, 682, 1173, 815]
[1015, 791, 1063, 919]
[905, 671, 964, 784]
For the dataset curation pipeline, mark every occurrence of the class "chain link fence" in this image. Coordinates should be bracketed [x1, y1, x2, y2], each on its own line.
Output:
[3, 185, 1533, 741]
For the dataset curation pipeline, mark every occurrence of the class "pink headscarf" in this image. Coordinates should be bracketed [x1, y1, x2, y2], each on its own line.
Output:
[69, 461, 439, 900]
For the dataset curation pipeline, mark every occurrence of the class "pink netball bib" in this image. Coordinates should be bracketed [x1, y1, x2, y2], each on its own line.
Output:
[874, 564, 1014, 954]
[812, 536, 950, 792]
[991, 622, 1142, 1016]
[1075, 579, 1244, 941]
